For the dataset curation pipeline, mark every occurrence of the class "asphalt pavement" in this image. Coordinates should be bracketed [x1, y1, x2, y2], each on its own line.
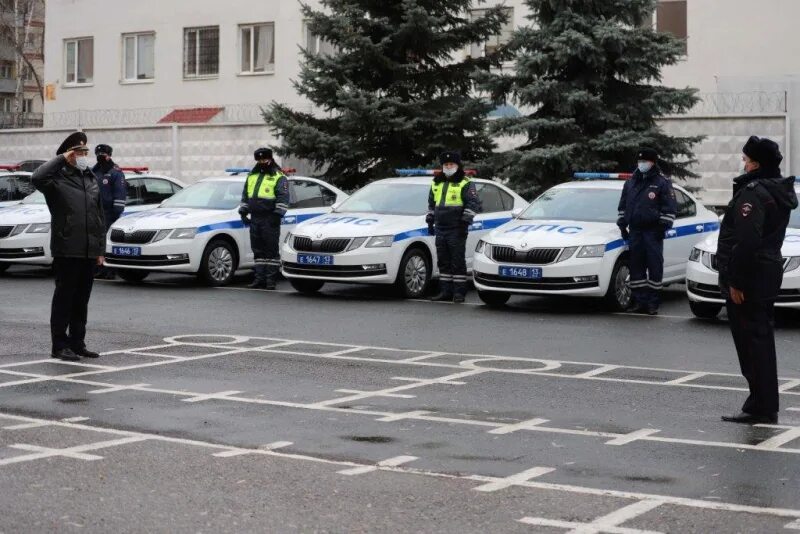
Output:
[1, 264, 799, 533]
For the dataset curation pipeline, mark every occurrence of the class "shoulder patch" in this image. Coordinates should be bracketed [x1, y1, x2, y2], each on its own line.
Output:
[747, 182, 757, 189]
[741, 202, 753, 217]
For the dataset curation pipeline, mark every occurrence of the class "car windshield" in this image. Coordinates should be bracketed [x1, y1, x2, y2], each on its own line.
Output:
[21, 191, 46, 205]
[336, 182, 429, 216]
[160, 180, 242, 210]
[519, 187, 620, 223]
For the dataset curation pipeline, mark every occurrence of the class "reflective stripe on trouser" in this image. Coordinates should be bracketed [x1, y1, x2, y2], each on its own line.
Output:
[436, 230, 468, 297]
[628, 229, 664, 308]
[250, 217, 281, 284]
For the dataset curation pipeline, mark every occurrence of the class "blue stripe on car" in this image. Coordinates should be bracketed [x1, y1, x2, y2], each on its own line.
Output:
[605, 221, 721, 252]
[196, 212, 326, 234]
[393, 217, 512, 242]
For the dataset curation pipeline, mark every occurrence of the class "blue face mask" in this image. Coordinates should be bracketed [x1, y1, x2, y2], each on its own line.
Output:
[637, 162, 653, 174]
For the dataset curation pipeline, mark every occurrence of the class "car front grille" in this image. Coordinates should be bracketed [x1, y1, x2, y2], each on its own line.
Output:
[293, 236, 351, 254]
[492, 246, 561, 265]
[475, 272, 598, 291]
[110, 229, 157, 244]
[283, 262, 387, 278]
[0, 226, 13, 239]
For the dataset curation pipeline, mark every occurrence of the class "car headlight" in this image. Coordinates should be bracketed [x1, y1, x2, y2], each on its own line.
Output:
[25, 223, 50, 234]
[557, 246, 578, 262]
[151, 229, 173, 243]
[701, 251, 714, 270]
[785, 256, 800, 273]
[284, 231, 293, 245]
[347, 237, 367, 251]
[476, 240, 486, 253]
[577, 244, 605, 258]
[366, 235, 393, 248]
[689, 247, 702, 262]
[9, 224, 29, 236]
[170, 228, 198, 240]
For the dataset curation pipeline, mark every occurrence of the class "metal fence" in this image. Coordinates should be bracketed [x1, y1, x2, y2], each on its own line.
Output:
[681, 91, 787, 116]
[0, 112, 44, 129]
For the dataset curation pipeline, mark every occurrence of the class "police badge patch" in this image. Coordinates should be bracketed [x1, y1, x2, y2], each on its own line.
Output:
[648, 192, 656, 200]
[741, 203, 753, 217]
[103, 179, 109, 185]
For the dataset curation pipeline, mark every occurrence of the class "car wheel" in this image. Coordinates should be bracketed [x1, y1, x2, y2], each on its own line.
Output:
[290, 279, 325, 294]
[604, 257, 632, 311]
[395, 247, 431, 299]
[477, 289, 510, 308]
[690, 301, 722, 319]
[117, 269, 149, 283]
[198, 239, 237, 286]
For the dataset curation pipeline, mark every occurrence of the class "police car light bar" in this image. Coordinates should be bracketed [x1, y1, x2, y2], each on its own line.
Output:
[395, 168, 478, 177]
[119, 166, 150, 174]
[573, 172, 633, 180]
[226, 167, 297, 175]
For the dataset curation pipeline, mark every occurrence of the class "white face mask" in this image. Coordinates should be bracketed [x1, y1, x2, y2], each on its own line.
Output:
[443, 167, 458, 177]
[75, 156, 90, 171]
[637, 161, 653, 174]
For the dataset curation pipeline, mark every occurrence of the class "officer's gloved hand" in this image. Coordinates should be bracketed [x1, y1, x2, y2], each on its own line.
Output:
[238, 206, 249, 217]
[427, 224, 435, 236]
[240, 214, 251, 226]
[425, 212, 434, 225]
[619, 227, 629, 240]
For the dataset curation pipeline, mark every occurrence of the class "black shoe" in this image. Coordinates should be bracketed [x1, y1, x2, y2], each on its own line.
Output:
[248, 281, 266, 289]
[646, 307, 659, 316]
[72, 347, 100, 359]
[430, 293, 454, 302]
[624, 304, 646, 314]
[264, 283, 277, 291]
[721, 411, 778, 425]
[51, 348, 80, 362]
[453, 294, 466, 304]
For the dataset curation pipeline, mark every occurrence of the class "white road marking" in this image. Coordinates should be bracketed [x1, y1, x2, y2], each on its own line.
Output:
[2, 416, 89, 430]
[377, 410, 432, 422]
[338, 455, 418, 476]
[519, 498, 664, 534]
[753, 425, 800, 450]
[665, 372, 708, 385]
[473, 466, 556, 492]
[402, 352, 448, 362]
[606, 429, 661, 446]
[779, 379, 800, 393]
[182, 390, 244, 403]
[574, 365, 621, 378]
[488, 418, 549, 435]
[88, 383, 151, 394]
[0, 436, 146, 466]
[213, 441, 293, 457]
[336, 389, 416, 399]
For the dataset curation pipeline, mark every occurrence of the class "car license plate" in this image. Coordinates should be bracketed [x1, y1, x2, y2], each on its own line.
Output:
[297, 254, 334, 266]
[112, 246, 141, 256]
[499, 266, 542, 279]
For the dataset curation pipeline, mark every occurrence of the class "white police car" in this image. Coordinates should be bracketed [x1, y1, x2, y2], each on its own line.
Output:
[0, 169, 184, 272]
[105, 170, 347, 285]
[472, 173, 720, 309]
[280, 170, 527, 298]
[686, 184, 800, 318]
[0, 167, 35, 208]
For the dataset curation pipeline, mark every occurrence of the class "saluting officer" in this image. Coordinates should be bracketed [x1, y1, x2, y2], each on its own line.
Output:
[616, 148, 677, 315]
[92, 143, 127, 280]
[718, 136, 798, 425]
[32, 132, 106, 362]
[238, 148, 290, 290]
[427, 151, 481, 303]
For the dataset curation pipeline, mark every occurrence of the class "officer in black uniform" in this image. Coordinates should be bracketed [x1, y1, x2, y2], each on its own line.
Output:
[238, 148, 290, 290]
[32, 132, 106, 362]
[718, 136, 797, 425]
[427, 151, 481, 303]
[616, 148, 677, 315]
[92, 144, 127, 279]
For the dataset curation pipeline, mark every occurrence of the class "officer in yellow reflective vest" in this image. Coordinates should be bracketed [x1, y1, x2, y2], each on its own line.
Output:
[426, 151, 481, 303]
[239, 148, 290, 290]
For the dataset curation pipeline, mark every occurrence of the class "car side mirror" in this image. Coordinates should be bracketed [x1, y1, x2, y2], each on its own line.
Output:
[331, 201, 342, 212]
[511, 208, 523, 218]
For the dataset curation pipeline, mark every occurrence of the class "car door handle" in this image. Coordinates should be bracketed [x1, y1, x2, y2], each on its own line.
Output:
[696, 225, 704, 232]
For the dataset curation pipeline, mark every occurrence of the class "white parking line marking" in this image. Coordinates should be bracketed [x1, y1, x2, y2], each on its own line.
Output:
[575, 365, 621, 378]
[402, 352, 447, 362]
[606, 429, 661, 446]
[666, 372, 708, 385]
[786, 518, 800, 530]
[0, 436, 147, 466]
[779, 379, 800, 393]
[2, 416, 89, 430]
[754, 425, 800, 450]
[377, 410, 432, 422]
[89, 383, 151, 394]
[338, 455, 418, 476]
[336, 389, 416, 399]
[213, 441, 293, 457]
[519, 499, 664, 534]
[488, 418, 549, 435]
[182, 390, 244, 403]
[473, 466, 555, 492]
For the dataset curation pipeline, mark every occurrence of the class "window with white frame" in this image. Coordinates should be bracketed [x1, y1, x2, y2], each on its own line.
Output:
[303, 21, 337, 56]
[469, 8, 514, 58]
[1, 98, 12, 112]
[64, 37, 94, 85]
[240, 23, 275, 74]
[22, 99, 33, 113]
[123, 32, 155, 81]
[183, 26, 219, 78]
[0, 62, 12, 79]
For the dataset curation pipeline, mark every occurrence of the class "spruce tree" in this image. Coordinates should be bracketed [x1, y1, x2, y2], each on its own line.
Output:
[266, 0, 509, 189]
[479, 0, 701, 195]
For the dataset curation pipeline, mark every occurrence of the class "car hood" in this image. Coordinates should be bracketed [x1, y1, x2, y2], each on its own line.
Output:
[696, 229, 800, 256]
[111, 207, 238, 232]
[0, 203, 50, 224]
[487, 219, 622, 249]
[293, 212, 427, 241]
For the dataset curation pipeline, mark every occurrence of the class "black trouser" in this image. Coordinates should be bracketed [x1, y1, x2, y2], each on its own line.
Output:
[96, 213, 117, 277]
[628, 229, 664, 308]
[51, 257, 95, 352]
[250, 216, 281, 284]
[435, 229, 467, 297]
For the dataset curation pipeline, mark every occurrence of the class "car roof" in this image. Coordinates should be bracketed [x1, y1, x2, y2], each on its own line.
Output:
[552, 180, 626, 191]
[123, 173, 185, 186]
[0, 171, 32, 176]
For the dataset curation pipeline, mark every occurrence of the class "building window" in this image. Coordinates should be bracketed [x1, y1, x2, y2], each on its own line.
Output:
[240, 23, 275, 74]
[0, 62, 12, 79]
[469, 7, 514, 58]
[1, 98, 12, 112]
[22, 99, 33, 113]
[183, 26, 219, 79]
[303, 22, 337, 56]
[65, 37, 94, 85]
[22, 66, 34, 81]
[123, 32, 155, 81]
[656, 0, 687, 55]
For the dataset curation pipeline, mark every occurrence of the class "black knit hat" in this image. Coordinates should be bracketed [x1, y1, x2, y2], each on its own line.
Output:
[56, 132, 88, 156]
[637, 147, 658, 162]
[254, 147, 273, 161]
[439, 151, 462, 165]
[95, 144, 113, 156]
[743, 136, 783, 168]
